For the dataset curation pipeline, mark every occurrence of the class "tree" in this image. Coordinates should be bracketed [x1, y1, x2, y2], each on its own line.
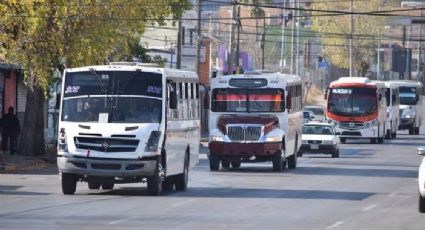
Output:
[0, 0, 190, 156]
[312, 0, 389, 75]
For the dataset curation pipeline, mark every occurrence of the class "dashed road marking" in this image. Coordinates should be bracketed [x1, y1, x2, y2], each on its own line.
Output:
[109, 216, 137, 225]
[326, 221, 345, 229]
[362, 204, 377, 212]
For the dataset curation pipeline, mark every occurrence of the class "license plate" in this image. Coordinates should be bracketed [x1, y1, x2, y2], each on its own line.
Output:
[310, 144, 319, 150]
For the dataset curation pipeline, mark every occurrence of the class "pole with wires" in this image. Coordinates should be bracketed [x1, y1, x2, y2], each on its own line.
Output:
[280, 0, 286, 72]
[349, 0, 354, 77]
[196, 0, 202, 77]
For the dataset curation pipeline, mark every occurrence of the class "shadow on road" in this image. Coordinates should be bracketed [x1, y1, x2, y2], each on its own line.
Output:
[0, 185, 51, 196]
[294, 166, 417, 178]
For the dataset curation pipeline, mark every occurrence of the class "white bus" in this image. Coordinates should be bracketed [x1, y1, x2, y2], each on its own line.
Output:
[374, 81, 400, 139]
[57, 64, 200, 195]
[208, 72, 303, 172]
[391, 80, 423, 135]
[326, 77, 387, 144]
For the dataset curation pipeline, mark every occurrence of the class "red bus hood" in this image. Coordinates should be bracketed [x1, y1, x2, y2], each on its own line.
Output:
[326, 111, 378, 123]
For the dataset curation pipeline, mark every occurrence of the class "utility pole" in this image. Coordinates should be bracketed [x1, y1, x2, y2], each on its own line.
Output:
[227, 0, 237, 75]
[262, 16, 266, 70]
[349, 0, 354, 77]
[196, 0, 202, 76]
[280, 0, 286, 72]
[177, 18, 182, 69]
[290, 0, 296, 74]
[236, 6, 241, 74]
[296, 0, 300, 76]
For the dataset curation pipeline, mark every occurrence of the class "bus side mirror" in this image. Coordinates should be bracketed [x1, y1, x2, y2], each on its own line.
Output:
[203, 93, 210, 109]
[416, 94, 420, 102]
[286, 95, 292, 110]
[324, 88, 328, 100]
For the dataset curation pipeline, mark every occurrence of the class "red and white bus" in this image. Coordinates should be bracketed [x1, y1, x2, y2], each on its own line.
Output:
[326, 77, 387, 144]
[208, 72, 303, 172]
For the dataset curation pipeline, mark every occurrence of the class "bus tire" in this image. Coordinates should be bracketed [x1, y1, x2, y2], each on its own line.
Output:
[231, 161, 241, 168]
[391, 131, 397, 139]
[221, 160, 230, 168]
[419, 191, 425, 213]
[415, 127, 420, 135]
[378, 137, 384, 144]
[147, 161, 163, 196]
[272, 151, 284, 172]
[62, 173, 77, 195]
[371, 138, 377, 144]
[88, 182, 100, 190]
[331, 149, 340, 158]
[162, 177, 174, 191]
[175, 154, 189, 191]
[409, 126, 414, 135]
[209, 154, 220, 171]
[102, 183, 114, 190]
[287, 154, 297, 169]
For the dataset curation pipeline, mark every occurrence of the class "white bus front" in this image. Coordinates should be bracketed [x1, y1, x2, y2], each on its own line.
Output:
[398, 85, 423, 135]
[57, 67, 166, 195]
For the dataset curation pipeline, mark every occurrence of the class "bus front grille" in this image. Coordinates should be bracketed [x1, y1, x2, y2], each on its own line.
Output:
[74, 137, 139, 152]
[226, 125, 263, 142]
[339, 121, 364, 130]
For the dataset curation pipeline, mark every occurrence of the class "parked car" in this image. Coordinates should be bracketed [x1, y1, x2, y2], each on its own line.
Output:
[303, 111, 315, 124]
[304, 105, 326, 122]
[299, 123, 340, 158]
[418, 147, 425, 213]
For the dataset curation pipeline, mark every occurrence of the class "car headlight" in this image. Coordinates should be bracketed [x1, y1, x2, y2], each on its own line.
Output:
[402, 109, 416, 119]
[265, 136, 281, 142]
[322, 140, 334, 144]
[365, 119, 378, 128]
[145, 131, 161, 152]
[210, 135, 224, 142]
[58, 128, 68, 153]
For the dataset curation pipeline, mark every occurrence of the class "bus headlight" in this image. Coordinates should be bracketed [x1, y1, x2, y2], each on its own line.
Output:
[265, 136, 281, 142]
[210, 135, 224, 142]
[58, 128, 68, 152]
[145, 131, 161, 152]
[365, 119, 378, 128]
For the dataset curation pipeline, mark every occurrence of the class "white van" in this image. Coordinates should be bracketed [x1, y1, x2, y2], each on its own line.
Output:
[391, 81, 423, 135]
[57, 64, 200, 195]
[375, 81, 399, 139]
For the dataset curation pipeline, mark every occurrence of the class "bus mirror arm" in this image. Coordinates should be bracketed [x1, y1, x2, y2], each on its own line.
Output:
[416, 94, 420, 102]
[286, 95, 292, 110]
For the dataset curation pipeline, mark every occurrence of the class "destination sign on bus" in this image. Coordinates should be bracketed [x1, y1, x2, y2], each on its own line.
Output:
[332, 88, 352, 94]
[229, 78, 267, 88]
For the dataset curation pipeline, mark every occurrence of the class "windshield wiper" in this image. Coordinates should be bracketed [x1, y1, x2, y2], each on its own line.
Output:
[89, 68, 108, 94]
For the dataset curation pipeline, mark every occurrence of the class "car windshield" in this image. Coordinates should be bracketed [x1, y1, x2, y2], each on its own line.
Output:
[399, 87, 417, 105]
[303, 125, 334, 135]
[61, 70, 163, 123]
[211, 88, 285, 112]
[303, 112, 310, 119]
[304, 107, 324, 116]
[327, 87, 377, 117]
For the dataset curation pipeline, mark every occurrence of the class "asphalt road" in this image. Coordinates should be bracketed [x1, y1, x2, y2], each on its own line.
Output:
[1, 131, 425, 229]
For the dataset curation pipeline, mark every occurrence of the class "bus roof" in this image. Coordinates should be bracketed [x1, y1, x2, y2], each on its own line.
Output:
[211, 72, 302, 85]
[64, 64, 198, 80]
[330, 77, 381, 88]
[372, 80, 399, 89]
[387, 80, 423, 88]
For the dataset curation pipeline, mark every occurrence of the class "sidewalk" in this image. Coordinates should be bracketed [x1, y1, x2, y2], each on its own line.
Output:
[0, 153, 55, 173]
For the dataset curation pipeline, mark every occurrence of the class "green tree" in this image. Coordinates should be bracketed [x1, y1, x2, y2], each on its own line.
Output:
[312, 0, 389, 75]
[0, 0, 190, 156]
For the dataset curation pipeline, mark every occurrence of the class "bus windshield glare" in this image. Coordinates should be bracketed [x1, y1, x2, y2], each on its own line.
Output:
[61, 71, 162, 123]
[327, 87, 377, 117]
[399, 87, 417, 105]
[211, 88, 285, 112]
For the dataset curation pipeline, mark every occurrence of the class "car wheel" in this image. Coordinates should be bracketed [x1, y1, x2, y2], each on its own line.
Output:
[231, 161, 241, 168]
[297, 150, 303, 157]
[175, 154, 189, 191]
[287, 154, 297, 169]
[221, 160, 230, 168]
[332, 149, 340, 158]
[409, 126, 414, 135]
[88, 181, 100, 190]
[378, 137, 384, 144]
[209, 154, 220, 171]
[371, 138, 377, 144]
[62, 173, 77, 195]
[340, 137, 346, 144]
[419, 192, 425, 213]
[415, 127, 420, 135]
[272, 151, 285, 172]
[391, 131, 396, 139]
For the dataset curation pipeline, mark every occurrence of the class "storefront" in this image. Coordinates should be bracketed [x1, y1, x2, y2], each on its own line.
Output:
[0, 63, 22, 119]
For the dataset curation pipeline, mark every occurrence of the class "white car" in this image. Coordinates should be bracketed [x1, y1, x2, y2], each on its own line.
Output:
[304, 105, 326, 122]
[299, 123, 340, 158]
[418, 147, 425, 213]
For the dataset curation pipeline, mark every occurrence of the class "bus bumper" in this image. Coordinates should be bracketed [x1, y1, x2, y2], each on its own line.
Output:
[399, 118, 414, 130]
[209, 142, 282, 157]
[336, 126, 379, 139]
[57, 155, 157, 177]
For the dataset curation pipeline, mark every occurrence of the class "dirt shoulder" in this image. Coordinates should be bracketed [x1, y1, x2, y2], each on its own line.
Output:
[0, 154, 56, 174]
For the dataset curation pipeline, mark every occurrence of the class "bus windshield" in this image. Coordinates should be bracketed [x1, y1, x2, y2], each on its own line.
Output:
[399, 86, 417, 105]
[211, 88, 285, 112]
[327, 87, 377, 117]
[61, 71, 163, 123]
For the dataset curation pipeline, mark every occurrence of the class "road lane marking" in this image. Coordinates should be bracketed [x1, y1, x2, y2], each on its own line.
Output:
[109, 216, 137, 225]
[172, 198, 197, 207]
[326, 221, 345, 229]
[388, 192, 397, 197]
[362, 204, 377, 212]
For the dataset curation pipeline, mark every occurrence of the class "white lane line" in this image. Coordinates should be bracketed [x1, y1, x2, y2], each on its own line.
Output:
[326, 221, 345, 229]
[109, 216, 137, 225]
[172, 198, 197, 207]
[362, 204, 377, 212]
[388, 192, 397, 197]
